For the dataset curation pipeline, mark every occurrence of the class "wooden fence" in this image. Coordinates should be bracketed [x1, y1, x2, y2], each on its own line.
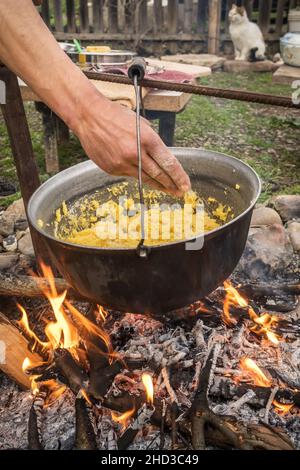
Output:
[40, 0, 299, 55]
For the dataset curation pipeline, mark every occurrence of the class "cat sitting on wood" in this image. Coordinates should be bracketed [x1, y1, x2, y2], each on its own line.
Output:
[229, 4, 266, 62]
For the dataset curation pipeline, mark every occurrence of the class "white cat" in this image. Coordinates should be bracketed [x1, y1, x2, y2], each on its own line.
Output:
[229, 4, 266, 61]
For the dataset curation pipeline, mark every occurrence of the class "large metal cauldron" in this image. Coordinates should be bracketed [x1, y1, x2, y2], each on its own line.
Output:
[28, 149, 261, 314]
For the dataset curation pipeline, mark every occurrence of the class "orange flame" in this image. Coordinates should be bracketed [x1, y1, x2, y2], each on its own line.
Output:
[22, 357, 41, 396]
[248, 308, 280, 345]
[111, 408, 135, 430]
[273, 400, 294, 415]
[239, 358, 272, 387]
[17, 263, 116, 404]
[17, 303, 50, 351]
[97, 305, 108, 322]
[142, 373, 154, 404]
[223, 281, 247, 326]
[223, 281, 280, 345]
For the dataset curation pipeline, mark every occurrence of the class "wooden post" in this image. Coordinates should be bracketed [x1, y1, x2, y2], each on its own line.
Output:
[108, 0, 118, 33]
[258, 0, 272, 37]
[93, 0, 104, 33]
[208, 0, 221, 54]
[0, 312, 42, 390]
[56, 117, 70, 145]
[197, 0, 208, 33]
[66, 0, 76, 33]
[0, 67, 51, 266]
[80, 0, 90, 33]
[184, 0, 194, 33]
[53, 0, 63, 32]
[35, 103, 59, 175]
[153, 0, 164, 33]
[167, 0, 179, 34]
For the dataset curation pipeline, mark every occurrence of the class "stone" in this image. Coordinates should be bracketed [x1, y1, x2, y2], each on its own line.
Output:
[0, 252, 19, 270]
[15, 218, 28, 231]
[0, 198, 27, 236]
[161, 53, 226, 70]
[18, 232, 34, 257]
[224, 60, 281, 73]
[0, 213, 15, 236]
[4, 198, 26, 222]
[16, 230, 26, 241]
[251, 207, 282, 227]
[3, 234, 17, 252]
[287, 221, 300, 252]
[269, 195, 300, 222]
[237, 223, 293, 281]
[273, 64, 300, 86]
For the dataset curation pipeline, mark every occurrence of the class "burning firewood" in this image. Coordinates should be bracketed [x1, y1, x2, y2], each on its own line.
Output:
[0, 272, 82, 300]
[0, 311, 42, 389]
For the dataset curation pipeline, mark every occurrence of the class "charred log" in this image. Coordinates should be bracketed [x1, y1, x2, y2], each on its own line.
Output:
[28, 392, 45, 450]
[0, 273, 83, 300]
[74, 397, 97, 450]
[54, 349, 89, 394]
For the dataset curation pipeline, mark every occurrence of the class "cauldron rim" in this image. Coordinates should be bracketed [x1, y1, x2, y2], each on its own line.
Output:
[27, 147, 261, 253]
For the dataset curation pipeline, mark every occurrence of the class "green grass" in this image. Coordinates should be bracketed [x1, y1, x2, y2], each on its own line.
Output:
[175, 72, 300, 202]
[0, 72, 299, 208]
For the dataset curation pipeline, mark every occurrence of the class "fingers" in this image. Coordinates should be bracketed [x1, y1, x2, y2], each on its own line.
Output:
[140, 154, 182, 195]
[146, 137, 191, 195]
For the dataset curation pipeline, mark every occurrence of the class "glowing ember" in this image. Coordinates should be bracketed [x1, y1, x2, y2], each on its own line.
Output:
[239, 358, 272, 388]
[273, 400, 294, 415]
[111, 408, 135, 430]
[142, 373, 154, 404]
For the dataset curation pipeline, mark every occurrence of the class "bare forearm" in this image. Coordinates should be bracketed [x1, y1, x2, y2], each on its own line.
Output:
[0, 0, 106, 132]
[0, 0, 190, 194]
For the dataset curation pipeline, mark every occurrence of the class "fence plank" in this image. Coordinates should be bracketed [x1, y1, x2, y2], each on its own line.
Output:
[66, 0, 76, 33]
[276, 0, 288, 35]
[184, 0, 194, 33]
[258, 0, 272, 36]
[124, 0, 134, 33]
[153, 0, 164, 33]
[167, 0, 179, 34]
[41, 0, 50, 27]
[138, 0, 148, 33]
[224, 0, 233, 34]
[108, 0, 118, 33]
[243, 0, 254, 19]
[208, 0, 221, 54]
[93, 0, 104, 33]
[197, 0, 208, 33]
[53, 0, 63, 32]
[79, 0, 89, 33]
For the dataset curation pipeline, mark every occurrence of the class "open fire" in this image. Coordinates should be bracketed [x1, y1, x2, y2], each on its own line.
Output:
[0, 263, 299, 450]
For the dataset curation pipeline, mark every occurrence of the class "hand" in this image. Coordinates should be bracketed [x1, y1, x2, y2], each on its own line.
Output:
[76, 99, 191, 197]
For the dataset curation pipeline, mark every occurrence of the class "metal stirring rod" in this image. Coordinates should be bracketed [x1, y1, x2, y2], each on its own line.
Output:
[128, 58, 148, 257]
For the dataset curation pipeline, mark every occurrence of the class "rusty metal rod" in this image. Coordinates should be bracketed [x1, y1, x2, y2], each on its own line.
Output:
[84, 71, 299, 109]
